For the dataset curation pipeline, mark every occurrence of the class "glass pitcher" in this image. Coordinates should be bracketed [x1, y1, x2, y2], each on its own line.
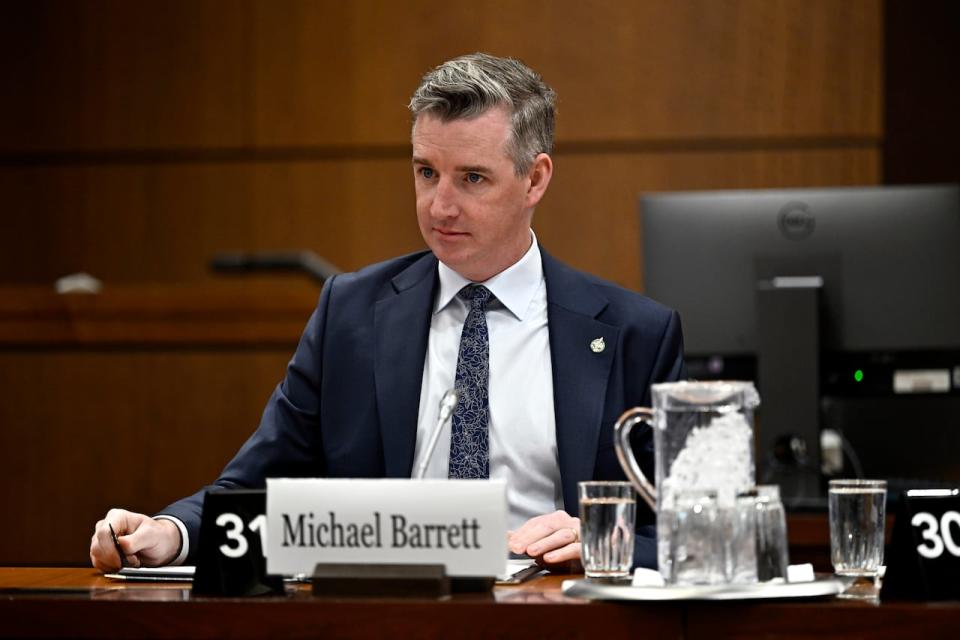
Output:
[614, 380, 759, 581]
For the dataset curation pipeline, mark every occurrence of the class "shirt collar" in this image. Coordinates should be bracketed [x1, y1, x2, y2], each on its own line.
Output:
[435, 231, 544, 321]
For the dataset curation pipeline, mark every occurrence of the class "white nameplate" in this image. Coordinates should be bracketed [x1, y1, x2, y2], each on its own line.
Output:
[265, 478, 507, 577]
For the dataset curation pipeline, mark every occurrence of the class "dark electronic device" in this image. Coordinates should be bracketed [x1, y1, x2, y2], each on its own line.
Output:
[641, 184, 960, 507]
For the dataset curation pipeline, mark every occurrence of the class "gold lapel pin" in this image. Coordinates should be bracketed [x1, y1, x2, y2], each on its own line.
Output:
[590, 337, 605, 353]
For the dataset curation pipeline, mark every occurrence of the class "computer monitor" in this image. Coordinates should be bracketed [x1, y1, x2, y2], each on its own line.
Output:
[641, 184, 960, 505]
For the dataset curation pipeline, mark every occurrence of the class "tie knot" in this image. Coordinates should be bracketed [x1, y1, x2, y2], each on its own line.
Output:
[458, 284, 494, 311]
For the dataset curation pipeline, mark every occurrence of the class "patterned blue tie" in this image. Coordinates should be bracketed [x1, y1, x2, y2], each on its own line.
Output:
[448, 285, 494, 479]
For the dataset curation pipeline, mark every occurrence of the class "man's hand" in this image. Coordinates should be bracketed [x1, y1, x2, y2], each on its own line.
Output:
[508, 510, 582, 572]
[89, 509, 181, 573]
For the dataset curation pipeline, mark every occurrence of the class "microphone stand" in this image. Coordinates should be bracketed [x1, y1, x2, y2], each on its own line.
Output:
[415, 389, 459, 479]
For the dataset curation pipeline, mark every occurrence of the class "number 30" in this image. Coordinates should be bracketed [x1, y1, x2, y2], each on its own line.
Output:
[912, 511, 960, 559]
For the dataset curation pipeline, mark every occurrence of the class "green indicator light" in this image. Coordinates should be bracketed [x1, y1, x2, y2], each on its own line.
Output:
[854, 369, 864, 383]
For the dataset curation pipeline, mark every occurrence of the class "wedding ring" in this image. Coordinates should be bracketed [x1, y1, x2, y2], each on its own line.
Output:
[569, 527, 580, 542]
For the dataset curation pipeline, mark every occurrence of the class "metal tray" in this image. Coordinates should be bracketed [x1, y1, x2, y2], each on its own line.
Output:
[562, 577, 844, 601]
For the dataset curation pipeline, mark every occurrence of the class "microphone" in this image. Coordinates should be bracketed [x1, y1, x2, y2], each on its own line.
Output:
[415, 389, 459, 479]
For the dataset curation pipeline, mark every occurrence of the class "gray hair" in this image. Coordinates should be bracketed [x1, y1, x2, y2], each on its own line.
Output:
[409, 52, 556, 176]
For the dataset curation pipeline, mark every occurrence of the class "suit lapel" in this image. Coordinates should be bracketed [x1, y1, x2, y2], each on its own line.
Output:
[542, 250, 619, 513]
[374, 253, 438, 478]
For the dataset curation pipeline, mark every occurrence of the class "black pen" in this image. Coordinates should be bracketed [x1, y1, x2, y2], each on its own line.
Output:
[108, 523, 129, 568]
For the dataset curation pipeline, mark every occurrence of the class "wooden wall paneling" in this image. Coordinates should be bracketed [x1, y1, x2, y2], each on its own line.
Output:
[252, 0, 883, 145]
[884, 0, 960, 184]
[0, 0, 883, 285]
[0, 168, 86, 283]
[250, 158, 423, 270]
[249, 0, 356, 148]
[532, 0, 882, 141]
[2, 164, 260, 285]
[0, 349, 294, 565]
[0, 159, 421, 285]
[0, 0, 881, 151]
[0, 148, 879, 289]
[0, 0, 252, 151]
[0, 0, 883, 286]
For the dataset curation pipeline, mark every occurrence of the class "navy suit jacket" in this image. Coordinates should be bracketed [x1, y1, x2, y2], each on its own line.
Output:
[161, 247, 686, 567]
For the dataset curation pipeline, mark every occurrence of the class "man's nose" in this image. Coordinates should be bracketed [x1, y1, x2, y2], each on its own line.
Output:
[430, 178, 459, 218]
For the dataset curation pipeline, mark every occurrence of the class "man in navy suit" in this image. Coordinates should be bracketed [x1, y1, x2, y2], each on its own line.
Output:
[90, 53, 685, 573]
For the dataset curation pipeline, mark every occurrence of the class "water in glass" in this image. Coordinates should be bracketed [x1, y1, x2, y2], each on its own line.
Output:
[579, 482, 636, 579]
[829, 480, 886, 576]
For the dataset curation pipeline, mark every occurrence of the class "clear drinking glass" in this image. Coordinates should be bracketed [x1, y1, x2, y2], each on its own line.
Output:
[754, 485, 790, 582]
[725, 492, 759, 584]
[668, 489, 726, 585]
[578, 481, 636, 579]
[829, 479, 887, 599]
[829, 479, 887, 575]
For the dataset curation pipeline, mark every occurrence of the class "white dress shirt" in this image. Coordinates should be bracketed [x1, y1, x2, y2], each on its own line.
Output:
[411, 233, 562, 531]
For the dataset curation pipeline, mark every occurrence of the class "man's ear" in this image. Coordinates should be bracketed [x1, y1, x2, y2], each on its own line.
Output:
[525, 153, 553, 208]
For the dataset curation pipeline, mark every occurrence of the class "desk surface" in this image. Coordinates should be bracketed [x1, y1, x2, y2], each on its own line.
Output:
[2, 568, 959, 639]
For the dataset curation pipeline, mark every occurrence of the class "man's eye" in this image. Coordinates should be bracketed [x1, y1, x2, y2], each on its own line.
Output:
[466, 173, 483, 184]
[420, 167, 434, 179]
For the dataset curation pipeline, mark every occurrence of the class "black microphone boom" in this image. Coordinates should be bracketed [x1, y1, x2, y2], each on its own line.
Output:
[210, 250, 341, 284]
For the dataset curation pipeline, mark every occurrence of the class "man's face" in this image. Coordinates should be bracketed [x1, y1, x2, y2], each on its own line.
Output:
[412, 107, 548, 282]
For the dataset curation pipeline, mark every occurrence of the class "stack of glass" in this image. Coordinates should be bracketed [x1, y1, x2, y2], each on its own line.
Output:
[664, 485, 790, 586]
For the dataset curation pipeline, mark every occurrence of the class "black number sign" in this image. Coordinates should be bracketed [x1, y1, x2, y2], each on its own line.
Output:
[192, 489, 283, 597]
[882, 490, 960, 601]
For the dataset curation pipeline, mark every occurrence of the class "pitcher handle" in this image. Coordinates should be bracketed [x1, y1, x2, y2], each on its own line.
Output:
[614, 407, 657, 511]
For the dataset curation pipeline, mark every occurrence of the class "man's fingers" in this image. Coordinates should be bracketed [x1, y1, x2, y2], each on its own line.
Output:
[106, 512, 138, 558]
[508, 521, 554, 553]
[108, 509, 147, 536]
[120, 518, 164, 560]
[90, 525, 123, 572]
[121, 524, 146, 555]
[105, 509, 132, 532]
[116, 532, 145, 568]
[509, 510, 577, 554]
[526, 526, 579, 558]
[124, 518, 181, 566]
[90, 536, 113, 573]
[90, 509, 151, 573]
[108, 510, 156, 554]
[96, 521, 121, 564]
[91, 555, 113, 573]
[541, 542, 581, 565]
[508, 511, 580, 557]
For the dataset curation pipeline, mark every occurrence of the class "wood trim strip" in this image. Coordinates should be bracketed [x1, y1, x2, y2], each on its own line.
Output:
[0, 136, 882, 167]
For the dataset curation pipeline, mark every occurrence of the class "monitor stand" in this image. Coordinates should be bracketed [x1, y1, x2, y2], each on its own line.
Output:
[756, 277, 824, 508]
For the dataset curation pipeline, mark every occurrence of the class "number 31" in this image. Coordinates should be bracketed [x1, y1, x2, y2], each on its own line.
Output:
[216, 513, 267, 559]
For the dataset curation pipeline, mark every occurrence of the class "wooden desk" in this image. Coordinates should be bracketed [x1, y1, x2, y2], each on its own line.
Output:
[2, 568, 959, 639]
